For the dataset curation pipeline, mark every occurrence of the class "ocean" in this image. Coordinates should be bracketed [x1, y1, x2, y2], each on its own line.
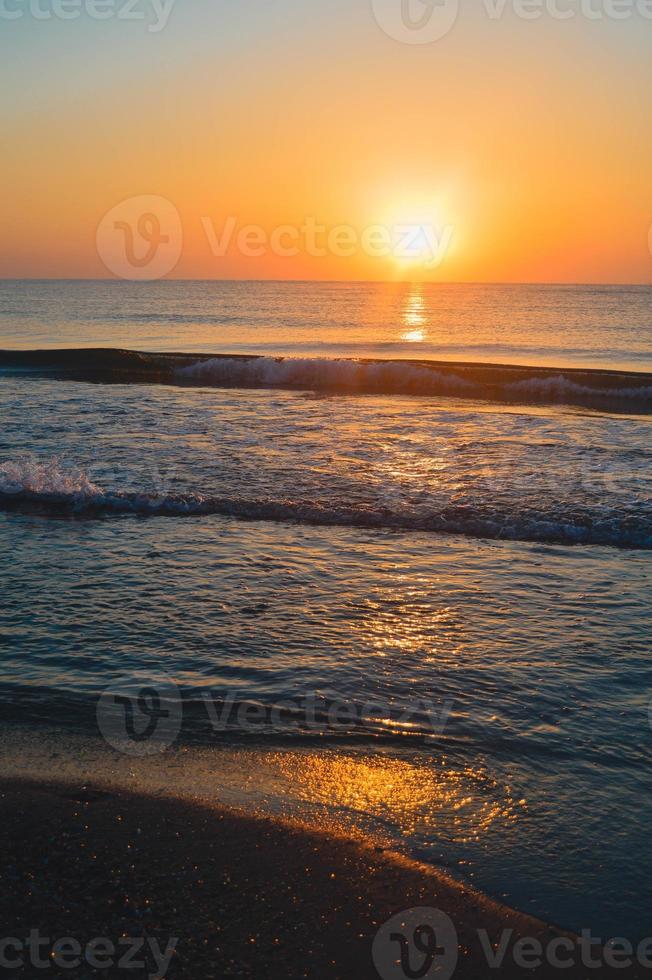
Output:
[1, 279, 651, 939]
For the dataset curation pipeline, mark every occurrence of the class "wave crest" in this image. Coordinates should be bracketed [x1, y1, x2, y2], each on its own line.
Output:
[2, 349, 652, 411]
[0, 457, 102, 498]
[175, 356, 652, 409]
[1, 457, 650, 550]
[176, 356, 475, 397]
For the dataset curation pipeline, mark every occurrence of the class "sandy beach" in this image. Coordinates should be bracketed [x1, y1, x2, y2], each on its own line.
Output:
[1, 776, 648, 979]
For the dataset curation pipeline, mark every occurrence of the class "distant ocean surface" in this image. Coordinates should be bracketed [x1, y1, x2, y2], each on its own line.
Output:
[1, 280, 651, 938]
[2, 279, 652, 370]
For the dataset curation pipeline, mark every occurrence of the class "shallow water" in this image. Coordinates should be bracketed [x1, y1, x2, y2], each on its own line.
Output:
[2, 514, 651, 937]
[0, 380, 650, 546]
[1, 280, 651, 938]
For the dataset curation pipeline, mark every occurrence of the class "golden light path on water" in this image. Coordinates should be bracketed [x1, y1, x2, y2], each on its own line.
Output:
[400, 286, 428, 342]
[264, 752, 521, 844]
[0, 725, 523, 849]
[351, 582, 461, 657]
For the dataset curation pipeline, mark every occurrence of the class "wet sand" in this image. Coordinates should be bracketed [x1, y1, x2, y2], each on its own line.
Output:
[0, 777, 645, 979]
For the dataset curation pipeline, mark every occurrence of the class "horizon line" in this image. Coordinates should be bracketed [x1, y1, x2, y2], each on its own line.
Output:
[1, 278, 651, 288]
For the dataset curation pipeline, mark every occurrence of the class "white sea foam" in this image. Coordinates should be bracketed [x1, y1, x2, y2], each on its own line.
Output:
[174, 355, 652, 408]
[504, 375, 652, 403]
[0, 455, 649, 549]
[175, 356, 475, 397]
[0, 457, 103, 499]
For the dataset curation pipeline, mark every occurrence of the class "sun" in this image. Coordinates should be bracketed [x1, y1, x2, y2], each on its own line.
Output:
[376, 192, 458, 275]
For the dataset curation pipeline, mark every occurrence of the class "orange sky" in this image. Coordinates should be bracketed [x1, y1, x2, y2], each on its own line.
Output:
[1, 1, 651, 282]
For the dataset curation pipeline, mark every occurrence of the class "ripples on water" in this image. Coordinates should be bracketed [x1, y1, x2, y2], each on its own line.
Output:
[1, 279, 652, 370]
[0, 382, 649, 547]
[0, 281, 651, 938]
[1, 486, 651, 935]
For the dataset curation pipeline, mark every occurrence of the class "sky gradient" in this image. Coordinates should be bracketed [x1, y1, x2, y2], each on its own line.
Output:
[2, 0, 651, 282]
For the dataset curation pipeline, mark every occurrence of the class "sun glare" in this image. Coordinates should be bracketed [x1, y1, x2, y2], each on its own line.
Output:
[375, 189, 458, 278]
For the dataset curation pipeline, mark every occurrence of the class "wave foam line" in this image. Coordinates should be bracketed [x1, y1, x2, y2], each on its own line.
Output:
[176, 356, 476, 397]
[2, 348, 652, 410]
[504, 375, 652, 403]
[1, 458, 650, 550]
[176, 356, 652, 409]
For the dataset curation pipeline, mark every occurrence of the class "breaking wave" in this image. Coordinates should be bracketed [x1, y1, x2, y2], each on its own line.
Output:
[175, 356, 652, 410]
[176, 356, 476, 397]
[1, 458, 650, 550]
[1, 348, 651, 411]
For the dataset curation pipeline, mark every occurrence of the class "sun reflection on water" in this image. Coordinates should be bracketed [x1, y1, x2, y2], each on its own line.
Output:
[264, 751, 521, 844]
[0, 727, 525, 865]
[402, 329, 426, 342]
[349, 582, 464, 662]
[401, 287, 428, 342]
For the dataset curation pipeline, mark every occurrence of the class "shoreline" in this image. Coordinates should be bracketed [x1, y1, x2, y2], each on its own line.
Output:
[0, 776, 581, 979]
[2, 775, 649, 978]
